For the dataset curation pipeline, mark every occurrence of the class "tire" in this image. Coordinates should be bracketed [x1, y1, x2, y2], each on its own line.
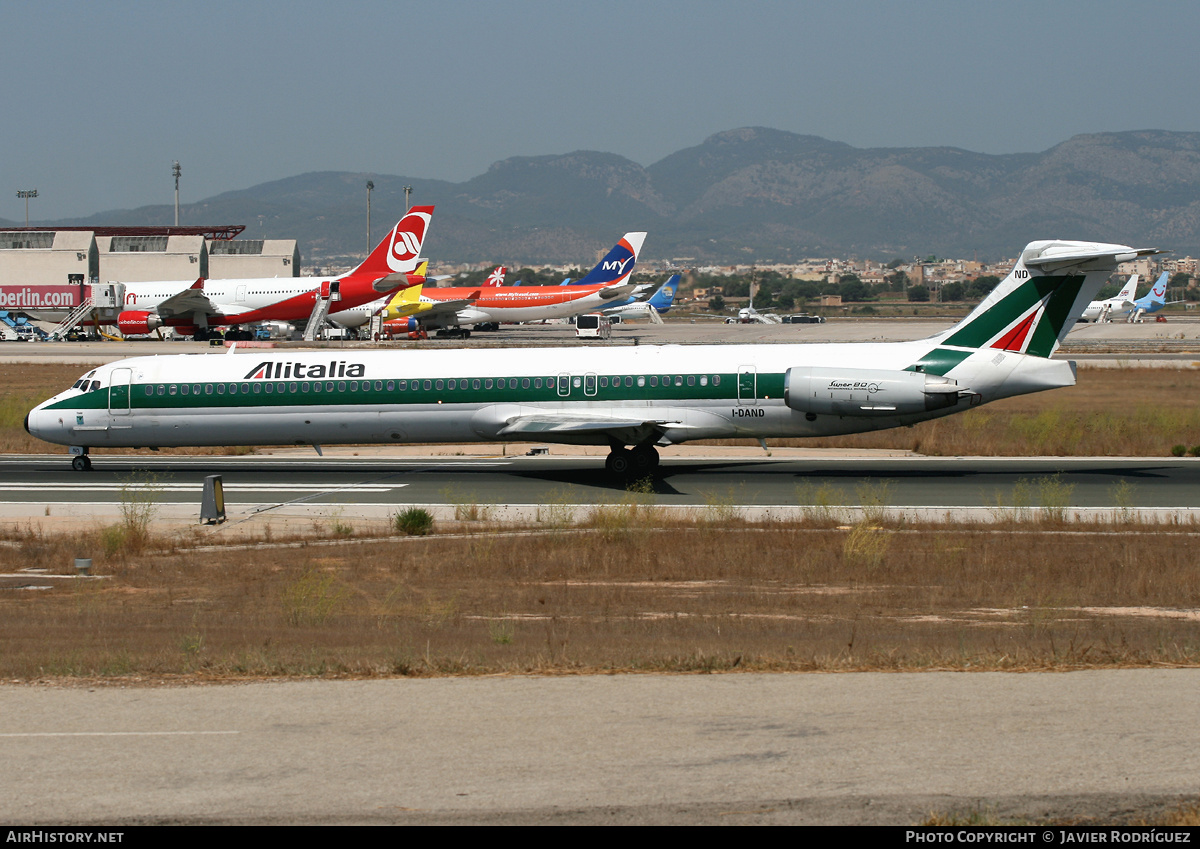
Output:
[605, 449, 632, 476]
[71, 455, 91, 472]
[631, 445, 659, 473]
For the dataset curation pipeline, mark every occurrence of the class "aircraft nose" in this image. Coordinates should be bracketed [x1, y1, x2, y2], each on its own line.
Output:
[23, 411, 29, 435]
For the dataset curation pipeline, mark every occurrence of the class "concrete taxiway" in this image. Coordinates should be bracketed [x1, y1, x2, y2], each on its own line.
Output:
[3, 671, 1197, 825]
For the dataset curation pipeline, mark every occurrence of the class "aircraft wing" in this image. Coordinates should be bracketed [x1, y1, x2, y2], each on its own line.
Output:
[148, 278, 219, 318]
[496, 413, 684, 446]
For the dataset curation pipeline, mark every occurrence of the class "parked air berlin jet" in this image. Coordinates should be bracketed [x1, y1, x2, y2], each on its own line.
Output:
[83, 207, 434, 340]
[375, 232, 646, 337]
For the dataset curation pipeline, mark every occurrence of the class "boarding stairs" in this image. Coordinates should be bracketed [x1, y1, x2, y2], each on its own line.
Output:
[302, 294, 335, 341]
[47, 299, 95, 341]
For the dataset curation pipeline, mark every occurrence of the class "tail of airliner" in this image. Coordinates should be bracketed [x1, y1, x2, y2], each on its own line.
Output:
[482, 266, 507, 287]
[1133, 271, 1169, 310]
[574, 232, 647, 287]
[380, 283, 426, 321]
[346, 205, 436, 282]
[928, 241, 1158, 362]
[1115, 274, 1139, 303]
[646, 274, 679, 313]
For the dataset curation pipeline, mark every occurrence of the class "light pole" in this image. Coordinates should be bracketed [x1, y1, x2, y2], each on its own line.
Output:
[366, 180, 374, 254]
[16, 190, 37, 226]
[403, 185, 412, 212]
[172, 161, 182, 226]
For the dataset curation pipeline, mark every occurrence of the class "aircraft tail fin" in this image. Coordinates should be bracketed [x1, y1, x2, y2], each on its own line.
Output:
[647, 274, 679, 313]
[1115, 274, 1139, 302]
[483, 266, 506, 287]
[574, 232, 647, 287]
[1147, 271, 1168, 304]
[381, 282, 425, 320]
[926, 241, 1158, 361]
[347, 206, 435, 281]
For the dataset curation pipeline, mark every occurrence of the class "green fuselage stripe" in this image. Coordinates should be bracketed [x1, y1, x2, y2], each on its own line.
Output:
[52, 371, 791, 412]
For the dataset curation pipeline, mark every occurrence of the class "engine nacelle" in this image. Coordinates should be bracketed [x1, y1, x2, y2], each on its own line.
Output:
[784, 367, 963, 417]
[116, 310, 163, 336]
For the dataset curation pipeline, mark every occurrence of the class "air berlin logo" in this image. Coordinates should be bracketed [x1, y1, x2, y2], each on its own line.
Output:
[387, 211, 430, 271]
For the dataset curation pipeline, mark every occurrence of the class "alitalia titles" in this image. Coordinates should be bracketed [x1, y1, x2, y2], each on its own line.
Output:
[243, 360, 366, 380]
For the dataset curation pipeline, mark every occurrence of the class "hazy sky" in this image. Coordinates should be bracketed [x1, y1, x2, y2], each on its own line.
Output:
[4, 0, 1197, 220]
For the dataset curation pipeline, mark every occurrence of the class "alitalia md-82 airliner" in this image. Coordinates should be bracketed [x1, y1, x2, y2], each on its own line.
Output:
[27, 239, 1155, 474]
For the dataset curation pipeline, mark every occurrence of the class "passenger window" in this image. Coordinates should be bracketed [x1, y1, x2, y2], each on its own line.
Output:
[687, 375, 695, 386]
[649, 376, 658, 387]
[700, 376, 707, 386]
[169, 385, 177, 395]
[338, 381, 347, 392]
[637, 376, 645, 387]
[624, 376, 633, 387]
[217, 384, 225, 395]
[435, 380, 443, 391]
[253, 383, 262, 394]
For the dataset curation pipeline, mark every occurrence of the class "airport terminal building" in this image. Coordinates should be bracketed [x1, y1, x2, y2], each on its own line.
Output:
[0, 226, 299, 313]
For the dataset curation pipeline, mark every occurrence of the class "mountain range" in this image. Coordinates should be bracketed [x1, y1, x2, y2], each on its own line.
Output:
[13, 128, 1200, 265]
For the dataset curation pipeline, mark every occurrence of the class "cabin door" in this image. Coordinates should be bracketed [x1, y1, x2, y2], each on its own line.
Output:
[108, 368, 132, 416]
[737, 365, 757, 405]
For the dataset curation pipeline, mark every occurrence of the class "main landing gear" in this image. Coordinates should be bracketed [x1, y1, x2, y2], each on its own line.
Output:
[604, 444, 659, 477]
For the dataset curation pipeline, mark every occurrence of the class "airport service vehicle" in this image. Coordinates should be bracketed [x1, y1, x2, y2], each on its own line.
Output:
[575, 313, 612, 339]
[376, 233, 645, 337]
[34, 208, 434, 340]
[27, 240, 1155, 474]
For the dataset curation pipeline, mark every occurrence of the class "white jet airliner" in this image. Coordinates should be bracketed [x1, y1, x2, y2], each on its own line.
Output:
[27, 239, 1156, 474]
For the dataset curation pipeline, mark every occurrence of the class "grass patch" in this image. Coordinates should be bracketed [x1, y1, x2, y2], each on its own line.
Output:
[4, 518, 1200, 680]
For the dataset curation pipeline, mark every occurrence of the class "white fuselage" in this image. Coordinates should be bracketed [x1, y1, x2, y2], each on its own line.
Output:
[27, 339, 1075, 452]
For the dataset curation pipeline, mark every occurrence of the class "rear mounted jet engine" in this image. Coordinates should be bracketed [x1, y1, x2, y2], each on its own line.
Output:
[116, 311, 163, 336]
[784, 367, 963, 417]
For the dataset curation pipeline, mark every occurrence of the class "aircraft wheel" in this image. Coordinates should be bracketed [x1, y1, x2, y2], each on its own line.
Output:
[605, 448, 633, 477]
[631, 445, 659, 473]
[71, 455, 92, 472]
[462, 330, 471, 339]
